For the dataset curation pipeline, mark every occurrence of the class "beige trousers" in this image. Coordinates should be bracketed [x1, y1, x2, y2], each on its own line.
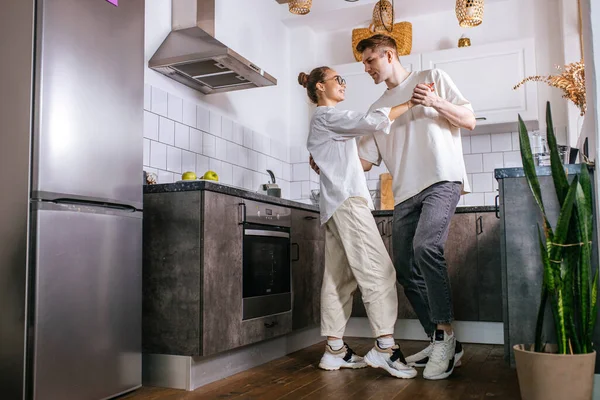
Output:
[320, 197, 398, 338]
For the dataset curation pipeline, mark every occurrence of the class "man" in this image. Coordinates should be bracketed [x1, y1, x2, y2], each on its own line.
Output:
[310, 34, 476, 380]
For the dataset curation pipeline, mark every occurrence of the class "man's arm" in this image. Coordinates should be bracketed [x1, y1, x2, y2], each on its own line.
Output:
[412, 84, 476, 131]
[309, 155, 374, 174]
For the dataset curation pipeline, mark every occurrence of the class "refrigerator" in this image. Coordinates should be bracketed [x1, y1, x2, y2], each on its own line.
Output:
[0, 0, 145, 399]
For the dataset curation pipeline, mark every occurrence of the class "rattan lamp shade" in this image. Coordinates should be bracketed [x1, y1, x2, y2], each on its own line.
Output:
[456, 0, 484, 27]
[289, 0, 311, 15]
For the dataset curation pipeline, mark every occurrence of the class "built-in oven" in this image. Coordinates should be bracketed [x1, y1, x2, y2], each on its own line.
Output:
[240, 200, 292, 320]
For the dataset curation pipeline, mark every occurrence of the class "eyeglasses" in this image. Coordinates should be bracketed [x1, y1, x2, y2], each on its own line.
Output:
[322, 75, 346, 86]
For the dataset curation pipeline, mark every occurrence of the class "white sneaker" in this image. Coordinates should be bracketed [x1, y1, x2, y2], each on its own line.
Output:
[406, 338, 464, 368]
[423, 329, 462, 380]
[364, 343, 418, 379]
[318, 343, 367, 371]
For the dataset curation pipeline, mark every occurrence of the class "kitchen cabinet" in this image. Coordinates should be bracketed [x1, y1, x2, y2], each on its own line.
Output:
[335, 39, 538, 130]
[421, 39, 537, 127]
[291, 209, 325, 331]
[143, 190, 292, 357]
[351, 211, 502, 323]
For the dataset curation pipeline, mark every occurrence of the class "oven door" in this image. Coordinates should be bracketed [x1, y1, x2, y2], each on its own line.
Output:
[242, 224, 291, 320]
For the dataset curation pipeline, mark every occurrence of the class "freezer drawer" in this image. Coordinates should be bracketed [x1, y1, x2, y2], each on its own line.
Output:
[31, 202, 142, 400]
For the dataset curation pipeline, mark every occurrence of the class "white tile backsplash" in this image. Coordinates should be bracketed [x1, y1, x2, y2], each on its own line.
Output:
[243, 127, 253, 149]
[491, 133, 512, 152]
[233, 123, 244, 145]
[144, 111, 159, 140]
[463, 192, 485, 206]
[196, 155, 210, 175]
[232, 166, 245, 188]
[144, 84, 151, 110]
[203, 132, 216, 158]
[290, 182, 302, 199]
[248, 150, 258, 171]
[182, 150, 196, 174]
[215, 137, 227, 160]
[503, 151, 523, 168]
[512, 132, 520, 151]
[159, 117, 175, 146]
[257, 153, 267, 172]
[167, 94, 183, 122]
[167, 146, 182, 174]
[225, 141, 238, 165]
[197, 106, 209, 132]
[209, 111, 222, 137]
[220, 162, 233, 185]
[462, 136, 471, 155]
[472, 173, 493, 193]
[190, 128, 203, 154]
[301, 181, 311, 199]
[150, 141, 167, 169]
[143, 139, 150, 166]
[182, 100, 196, 128]
[151, 87, 168, 117]
[209, 158, 221, 172]
[483, 152, 504, 173]
[293, 163, 309, 181]
[471, 134, 491, 153]
[222, 117, 234, 142]
[464, 154, 483, 174]
[243, 169, 253, 190]
[174, 123, 190, 150]
[158, 169, 174, 184]
[484, 192, 498, 206]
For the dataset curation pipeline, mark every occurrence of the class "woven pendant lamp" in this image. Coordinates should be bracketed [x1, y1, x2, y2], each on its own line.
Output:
[289, 0, 312, 15]
[455, 0, 484, 27]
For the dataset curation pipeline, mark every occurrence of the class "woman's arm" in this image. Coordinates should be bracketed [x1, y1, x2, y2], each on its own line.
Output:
[324, 102, 412, 138]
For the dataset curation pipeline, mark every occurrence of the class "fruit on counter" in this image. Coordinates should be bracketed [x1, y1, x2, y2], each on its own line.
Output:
[181, 171, 197, 180]
[202, 170, 219, 181]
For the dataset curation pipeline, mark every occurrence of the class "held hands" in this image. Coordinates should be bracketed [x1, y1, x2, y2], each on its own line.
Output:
[411, 83, 439, 108]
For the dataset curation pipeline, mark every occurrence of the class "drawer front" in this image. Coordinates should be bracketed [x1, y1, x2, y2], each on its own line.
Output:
[240, 312, 292, 347]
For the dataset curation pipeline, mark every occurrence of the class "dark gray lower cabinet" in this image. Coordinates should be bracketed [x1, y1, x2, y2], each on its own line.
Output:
[143, 190, 291, 357]
[351, 211, 502, 323]
[291, 209, 325, 331]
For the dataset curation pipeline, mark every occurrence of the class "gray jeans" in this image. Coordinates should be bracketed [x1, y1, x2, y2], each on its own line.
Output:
[392, 181, 462, 336]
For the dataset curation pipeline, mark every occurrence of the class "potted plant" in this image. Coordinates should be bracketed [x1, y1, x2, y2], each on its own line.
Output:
[513, 101, 597, 400]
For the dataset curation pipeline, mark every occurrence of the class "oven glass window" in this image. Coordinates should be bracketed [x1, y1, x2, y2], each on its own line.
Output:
[243, 233, 291, 298]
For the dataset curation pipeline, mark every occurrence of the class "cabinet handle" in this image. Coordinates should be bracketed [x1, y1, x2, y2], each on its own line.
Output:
[377, 220, 385, 236]
[387, 219, 393, 238]
[476, 117, 487, 121]
[264, 321, 278, 328]
[238, 203, 246, 225]
[304, 215, 318, 220]
[291, 243, 300, 261]
[476, 216, 483, 235]
[495, 195, 500, 219]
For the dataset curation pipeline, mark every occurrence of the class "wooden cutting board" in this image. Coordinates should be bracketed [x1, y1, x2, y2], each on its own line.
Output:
[380, 173, 394, 210]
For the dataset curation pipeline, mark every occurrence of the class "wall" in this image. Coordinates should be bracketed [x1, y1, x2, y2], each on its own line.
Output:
[304, 0, 568, 142]
[144, 0, 294, 196]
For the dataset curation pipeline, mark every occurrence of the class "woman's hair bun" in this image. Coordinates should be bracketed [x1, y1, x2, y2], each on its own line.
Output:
[298, 72, 309, 88]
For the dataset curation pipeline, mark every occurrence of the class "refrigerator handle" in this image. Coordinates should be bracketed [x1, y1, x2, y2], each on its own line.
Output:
[52, 198, 138, 212]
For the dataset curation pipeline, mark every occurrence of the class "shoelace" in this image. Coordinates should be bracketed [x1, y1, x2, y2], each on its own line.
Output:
[430, 340, 451, 363]
[342, 343, 356, 362]
[390, 347, 407, 365]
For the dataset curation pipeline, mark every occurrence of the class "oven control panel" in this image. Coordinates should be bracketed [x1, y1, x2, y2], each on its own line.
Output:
[243, 200, 292, 227]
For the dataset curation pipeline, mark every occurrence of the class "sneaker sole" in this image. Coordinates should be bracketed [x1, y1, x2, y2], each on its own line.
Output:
[364, 353, 418, 379]
[318, 361, 367, 371]
[423, 353, 463, 380]
[410, 359, 462, 368]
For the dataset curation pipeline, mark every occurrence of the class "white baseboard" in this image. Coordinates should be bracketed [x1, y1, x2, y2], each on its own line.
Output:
[142, 327, 323, 391]
[344, 318, 505, 345]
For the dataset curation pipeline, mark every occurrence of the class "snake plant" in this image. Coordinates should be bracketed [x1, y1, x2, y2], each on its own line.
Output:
[518, 101, 597, 354]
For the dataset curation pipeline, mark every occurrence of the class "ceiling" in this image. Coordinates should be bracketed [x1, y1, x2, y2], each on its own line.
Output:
[279, 0, 507, 32]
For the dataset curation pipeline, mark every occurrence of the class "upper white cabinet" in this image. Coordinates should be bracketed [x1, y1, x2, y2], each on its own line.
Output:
[334, 54, 421, 113]
[421, 39, 538, 126]
[334, 39, 538, 129]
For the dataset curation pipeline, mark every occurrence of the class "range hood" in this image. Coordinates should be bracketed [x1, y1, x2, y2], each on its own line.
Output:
[149, 0, 277, 94]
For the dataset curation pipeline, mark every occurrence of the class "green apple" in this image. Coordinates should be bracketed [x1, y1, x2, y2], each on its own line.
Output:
[202, 170, 219, 181]
[181, 171, 197, 180]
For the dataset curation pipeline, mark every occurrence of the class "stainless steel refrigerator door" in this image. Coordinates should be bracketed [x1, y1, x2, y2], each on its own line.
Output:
[32, 0, 145, 209]
[31, 202, 141, 400]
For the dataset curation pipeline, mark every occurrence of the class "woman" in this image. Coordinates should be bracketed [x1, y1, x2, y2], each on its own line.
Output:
[299, 66, 416, 379]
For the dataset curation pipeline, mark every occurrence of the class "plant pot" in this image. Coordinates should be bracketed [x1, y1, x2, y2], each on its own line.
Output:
[513, 344, 596, 400]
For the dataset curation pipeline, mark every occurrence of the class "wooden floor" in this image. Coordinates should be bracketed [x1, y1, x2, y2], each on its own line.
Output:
[121, 338, 521, 400]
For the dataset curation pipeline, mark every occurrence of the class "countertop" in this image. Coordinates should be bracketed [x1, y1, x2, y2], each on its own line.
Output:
[494, 164, 588, 179]
[144, 181, 496, 215]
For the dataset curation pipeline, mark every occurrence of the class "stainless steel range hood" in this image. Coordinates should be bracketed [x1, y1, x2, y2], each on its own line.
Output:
[149, 0, 277, 94]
